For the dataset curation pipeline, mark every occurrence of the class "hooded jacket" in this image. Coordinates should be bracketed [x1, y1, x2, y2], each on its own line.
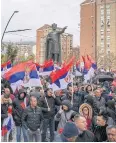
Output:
[12, 89, 28, 126]
[106, 100, 116, 123]
[55, 100, 74, 131]
[84, 95, 98, 116]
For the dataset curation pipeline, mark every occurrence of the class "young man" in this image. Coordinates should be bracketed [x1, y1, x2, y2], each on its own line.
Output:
[22, 96, 43, 142]
[13, 89, 28, 142]
[39, 88, 61, 142]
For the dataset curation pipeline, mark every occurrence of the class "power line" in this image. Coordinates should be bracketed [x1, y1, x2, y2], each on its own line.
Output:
[5, 32, 36, 39]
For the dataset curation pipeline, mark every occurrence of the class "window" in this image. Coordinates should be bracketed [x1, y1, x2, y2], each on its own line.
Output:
[107, 9, 110, 15]
[106, 5, 110, 9]
[101, 16, 104, 20]
[100, 5, 104, 9]
[101, 9, 104, 15]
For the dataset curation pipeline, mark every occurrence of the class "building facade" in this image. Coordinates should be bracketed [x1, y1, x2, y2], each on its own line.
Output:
[80, 0, 116, 69]
[80, 0, 96, 61]
[36, 24, 73, 64]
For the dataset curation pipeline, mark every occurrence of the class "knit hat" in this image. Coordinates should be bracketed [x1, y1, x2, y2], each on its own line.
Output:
[62, 122, 79, 138]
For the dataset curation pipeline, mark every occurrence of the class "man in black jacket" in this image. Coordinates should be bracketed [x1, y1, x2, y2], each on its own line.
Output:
[91, 112, 108, 142]
[13, 89, 28, 142]
[74, 114, 94, 142]
[61, 84, 84, 112]
[39, 88, 61, 142]
[22, 96, 43, 142]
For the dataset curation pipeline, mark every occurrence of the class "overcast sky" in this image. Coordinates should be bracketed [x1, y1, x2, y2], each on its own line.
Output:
[1, 0, 84, 46]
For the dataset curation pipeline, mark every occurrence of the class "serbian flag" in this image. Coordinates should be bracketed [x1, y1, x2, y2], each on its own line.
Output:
[37, 59, 54, 76]
[82, 56, 92, 74]
[82, 56, 92, 83]
[2, 115, 14, 136]
[49, 57, 75, 90]
[4, 61, 42, 92]
[76, 60, 80, 72]
[1, 61, 12, 76]
[87, 55, 97, 69]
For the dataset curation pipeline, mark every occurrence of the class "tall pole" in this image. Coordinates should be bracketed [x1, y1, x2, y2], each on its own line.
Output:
[1, 11, 19, 43]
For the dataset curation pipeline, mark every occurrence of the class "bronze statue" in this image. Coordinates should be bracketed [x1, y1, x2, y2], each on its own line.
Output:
[45, 23, 67, 63]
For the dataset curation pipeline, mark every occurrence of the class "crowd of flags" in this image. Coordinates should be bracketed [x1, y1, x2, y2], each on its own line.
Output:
[1, 55, 97, 92]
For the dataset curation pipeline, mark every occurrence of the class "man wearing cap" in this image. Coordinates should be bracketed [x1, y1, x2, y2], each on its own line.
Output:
[54, 122, 79, 142]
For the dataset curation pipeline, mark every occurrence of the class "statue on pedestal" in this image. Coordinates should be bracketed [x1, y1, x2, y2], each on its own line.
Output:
[45, 23, 67, 63]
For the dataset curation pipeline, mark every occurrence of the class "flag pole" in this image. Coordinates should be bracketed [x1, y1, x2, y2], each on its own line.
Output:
[41, 81, 50, 110]
[71, 68, 74, 105]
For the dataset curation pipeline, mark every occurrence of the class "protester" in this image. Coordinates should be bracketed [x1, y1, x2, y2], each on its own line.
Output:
[55, 100, 74, 132]
[54, 122, 79, 142]
[74, 114, 94, 142]
[12, 89, 28, 142]
[79, 103, 93, 129]
[93, 89, 106, 111]
[22, 96, 43, 142]
[39, 88, 61, 142]
[106, 100, 116, 123]
[84, 95, 98, 116]
[4, 87, 15, 102]
[1, 94, 13, 142]
[91, 112, 108, 142]
[106, 125, 116, 142]
[61, 84, 83, 112]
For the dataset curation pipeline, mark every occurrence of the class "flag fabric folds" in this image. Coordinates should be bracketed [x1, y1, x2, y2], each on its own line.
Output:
[49, 57, 75, 90]
[1, 61, 12, 76]
[2, 115, 14, 137]
[4, 61, 42, 91]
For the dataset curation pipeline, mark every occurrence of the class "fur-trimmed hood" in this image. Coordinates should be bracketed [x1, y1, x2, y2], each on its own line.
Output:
[79, 103, 93, 119]
[1, 95, 12, 104]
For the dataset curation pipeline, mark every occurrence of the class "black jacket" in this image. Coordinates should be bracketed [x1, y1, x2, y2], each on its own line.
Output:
[1, 103, 12, 127]
[22, 106, 43, 131]
[84, 95, 98, 116]
[76, 130, 94, 142]
[39, 95, 61, 118]
[61, 91, 85, 112]
[93, 125, 107, 142]
[12, 89, 28, 126]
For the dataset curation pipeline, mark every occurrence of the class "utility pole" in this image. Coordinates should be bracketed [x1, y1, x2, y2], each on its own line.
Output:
[1, 11, 19, 43]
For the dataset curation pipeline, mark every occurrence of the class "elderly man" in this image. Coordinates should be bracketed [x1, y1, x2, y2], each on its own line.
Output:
[106, 125, 116, 142]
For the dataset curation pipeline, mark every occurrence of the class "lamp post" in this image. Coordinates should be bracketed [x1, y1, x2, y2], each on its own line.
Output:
[1, 11, 19, 43]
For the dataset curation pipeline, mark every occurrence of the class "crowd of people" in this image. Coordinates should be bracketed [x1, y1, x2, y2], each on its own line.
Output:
[1, 73, 116, 142]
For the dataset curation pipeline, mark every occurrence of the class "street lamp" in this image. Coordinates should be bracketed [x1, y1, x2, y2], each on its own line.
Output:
[1, 11, 19, 43]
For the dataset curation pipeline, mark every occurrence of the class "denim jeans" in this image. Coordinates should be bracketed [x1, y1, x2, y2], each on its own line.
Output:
[27, 129, 41, 142]
[41, 118, 55, 142]
[16, 126, 28, 142]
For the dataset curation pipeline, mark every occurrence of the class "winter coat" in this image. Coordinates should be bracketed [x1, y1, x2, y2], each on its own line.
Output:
[12, 89, 28, 126]
[93, 125, 107, 142]
[93, 96, 106, 110]
[39, 95, 61, 118]
[84, 95, 98, 116]
[55, 100, 74, 131]
[76, 130, 94, 142]
[22, 106, 43, 131]
[106, 100, 116, 123]
[61, 91, 85, 112]
[1, 97, 12, 127]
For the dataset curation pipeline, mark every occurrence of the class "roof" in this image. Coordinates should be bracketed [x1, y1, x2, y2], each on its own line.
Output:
[37, 24, 50, 31]
[81, 0, 95, 5]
